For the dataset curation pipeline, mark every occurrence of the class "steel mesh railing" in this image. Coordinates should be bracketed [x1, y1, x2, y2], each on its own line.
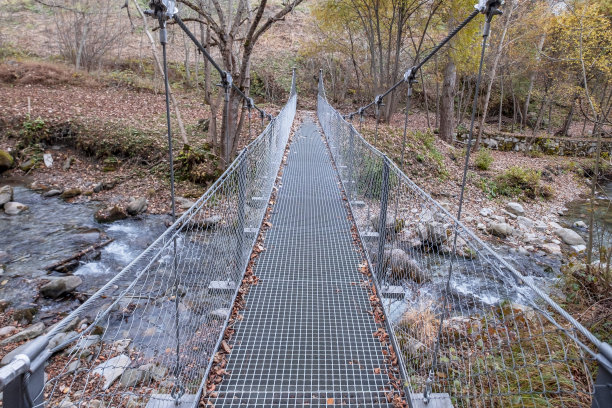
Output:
[317, 88, 605, 407]
[0, 81, 296, 408]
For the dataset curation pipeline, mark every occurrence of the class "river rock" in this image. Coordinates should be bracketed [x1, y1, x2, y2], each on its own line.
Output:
[19, 158, 36, 172]
[74, 334, 100, 350]
[574, 220, 587, 229]
[555, 228, 586, 246]
[4, 201, 28, 215]
[542, 243, 562, 255]
[93, 354, 131, 390]
[140, 363, 168, 381]
[190, 215, 222, 230]
[176, 197, 196, 210]
[490, 215, 506, 223]
[40, 276, 82, 298]
[501, 209, 518, 220]
[383, 248, 428, 283]
[0, 150, 14, 172]
[43, 153, 53, 168]
[572, 244, 587, 253]
[120, 367, 150, 387]
[0, 185, 13, 206]
[417, 221, 449, 245]
[517, 216, 534, 229]
[43, 189, 63, 198]
[479, 208, 493, 217]
[506, 302, 537, 322]
[94, 205, 128, 223]
[534, 221, 547, 232]
[0, 322, 45, 345]
[371, 215, 403, 235]
[63, 156, 73, 171]
[505, 202, 525, 216]
[487, 222, 513, 238]
[127, 197, 148, 215]
[60, 188, 81, 199]
[549, 221, 562, 230]
[0, 326, 16, 337]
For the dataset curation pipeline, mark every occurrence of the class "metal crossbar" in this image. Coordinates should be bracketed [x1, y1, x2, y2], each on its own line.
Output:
[0, 75, 296, 408]
[208, 118, 403, 407]
[317, 76, 610, 407]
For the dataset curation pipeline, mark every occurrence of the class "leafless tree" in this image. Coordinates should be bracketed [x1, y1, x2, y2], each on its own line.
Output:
[37, 0, 128, 71]
[179, 0, 305, 165]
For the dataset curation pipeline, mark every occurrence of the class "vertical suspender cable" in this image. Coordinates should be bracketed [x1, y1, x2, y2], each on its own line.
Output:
[159, 15, 184, 403]
[423, 5, 501, 403]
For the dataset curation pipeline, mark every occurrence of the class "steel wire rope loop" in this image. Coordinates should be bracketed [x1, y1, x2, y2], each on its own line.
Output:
[391, 70, 418, 240]
[344, 8, 481, 120]
[423, 2, 502, 403]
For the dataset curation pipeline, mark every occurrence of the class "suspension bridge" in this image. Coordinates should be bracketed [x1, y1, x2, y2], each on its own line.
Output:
[1, 0, 611, 407]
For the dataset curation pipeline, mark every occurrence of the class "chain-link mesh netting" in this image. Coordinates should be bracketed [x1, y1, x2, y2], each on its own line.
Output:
[32, 90, 296, 407]
[317, 91, 600, 407]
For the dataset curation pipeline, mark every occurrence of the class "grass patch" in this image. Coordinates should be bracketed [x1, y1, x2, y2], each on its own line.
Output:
[474, 148, 493, 170]
[478, 166, 554, 200]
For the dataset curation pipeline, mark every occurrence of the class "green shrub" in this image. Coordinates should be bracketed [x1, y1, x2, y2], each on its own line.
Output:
[495, 166, 541, 198]
[474, 148, 493, 170]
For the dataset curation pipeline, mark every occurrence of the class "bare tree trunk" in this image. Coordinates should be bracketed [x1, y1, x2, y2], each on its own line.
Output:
[560, 98, 576, 136]
[522, 33, 546, 130]
[75, 22, 88, 70]
[547, 102, 553, 134]
[511, 85, 516, 133]
[131, 0, 188, 145]
[435, 54, 440, 128]
[184, 32, 191, 87]
[475, 0, 513, 149]
[439, 57, 456, 143]
[498, 74, 503, 131]
[421, 69, 431, 128]
[457, 76, 465, 122]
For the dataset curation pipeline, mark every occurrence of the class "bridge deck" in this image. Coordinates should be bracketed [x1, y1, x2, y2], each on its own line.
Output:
[210, 118, 396, 407]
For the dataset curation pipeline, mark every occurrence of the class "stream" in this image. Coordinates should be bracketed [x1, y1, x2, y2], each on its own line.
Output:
[0, 185, 167, 321]
[1, 182, 610, 328]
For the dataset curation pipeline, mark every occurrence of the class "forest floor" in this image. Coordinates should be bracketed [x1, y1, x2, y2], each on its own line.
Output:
[0, 58, 599, 223]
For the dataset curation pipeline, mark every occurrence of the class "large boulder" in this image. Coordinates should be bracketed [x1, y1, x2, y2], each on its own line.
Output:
[19, 158, 36, 172]
[383, 248, 428, 283]
[0, 149, 15, 173]
[0, 150, 14, 172]
[60, 188, 81, 199]
[0, 322, 45, 345]
[93, 354, 131, 390]
[4, 201, 28, 215]
[555, 228, 586, 246]
[505, 202, 525, 216]
[126, 197, 148, 215]
[0, 185, 13, 206]
[40, 276, 82, 299]
[417, 221, 449, 245]
[542, 243, 562, 255]
[94, 205, 128, 223]
[487, 222, 513, 238]
[371, 215, 404, 235]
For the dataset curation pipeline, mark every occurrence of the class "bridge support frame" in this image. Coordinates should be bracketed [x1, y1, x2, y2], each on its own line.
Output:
[236, 153, 247, 279]
[593, 343, 612, 407]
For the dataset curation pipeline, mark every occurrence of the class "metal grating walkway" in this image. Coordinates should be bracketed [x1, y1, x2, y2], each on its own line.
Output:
[211, 118, 396, 407]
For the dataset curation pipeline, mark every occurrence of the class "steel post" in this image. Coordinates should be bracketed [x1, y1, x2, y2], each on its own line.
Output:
[375, 156, 390, 280]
